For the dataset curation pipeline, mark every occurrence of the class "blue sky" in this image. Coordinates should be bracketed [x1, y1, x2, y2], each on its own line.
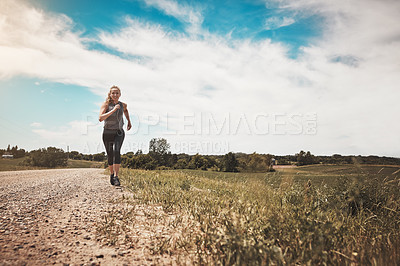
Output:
[1, 0, 399, 156]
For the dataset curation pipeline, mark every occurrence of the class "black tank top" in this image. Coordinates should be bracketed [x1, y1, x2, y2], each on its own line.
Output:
[104, 102, 124, 130]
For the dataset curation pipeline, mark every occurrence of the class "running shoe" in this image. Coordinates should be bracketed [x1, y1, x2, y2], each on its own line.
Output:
[113, 176, 121, 186]
[110, 173, 115, 185]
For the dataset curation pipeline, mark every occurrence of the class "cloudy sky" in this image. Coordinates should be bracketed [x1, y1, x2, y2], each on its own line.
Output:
[0, 0, 399, 156]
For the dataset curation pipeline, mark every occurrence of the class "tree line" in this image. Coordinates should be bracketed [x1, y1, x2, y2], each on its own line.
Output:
[1, 145, 106, 168]
[119, 138, 275, 172]
[274, 152, 400, 166]
[120, 139, 400, 171]
[0, 145, 26, 158]
[68, 151, 106, 162]
[2, 141, 400, 170]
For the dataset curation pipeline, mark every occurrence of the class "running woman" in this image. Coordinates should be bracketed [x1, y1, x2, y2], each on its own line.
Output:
[99, 86, 132, 186]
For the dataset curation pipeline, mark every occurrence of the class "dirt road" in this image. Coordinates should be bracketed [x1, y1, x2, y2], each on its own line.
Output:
[0, 169, 177, 265]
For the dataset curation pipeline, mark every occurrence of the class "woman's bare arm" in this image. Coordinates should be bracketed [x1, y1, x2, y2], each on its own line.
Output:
[99, 102, 119, 122]
[123, 103, 132, 130]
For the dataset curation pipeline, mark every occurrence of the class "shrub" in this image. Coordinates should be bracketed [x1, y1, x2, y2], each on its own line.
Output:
[25, 147, 67, 167]
[223, 152, 238, 172]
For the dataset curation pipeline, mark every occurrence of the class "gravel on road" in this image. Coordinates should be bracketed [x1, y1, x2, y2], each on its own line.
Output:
[0, 168, 178, 265]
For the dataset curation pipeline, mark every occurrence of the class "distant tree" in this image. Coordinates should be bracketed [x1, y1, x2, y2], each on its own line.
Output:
[149, 138, 170, 155]
[240, 152, 273, 172]
[26, 147, 67, 167]
[161, 152, 177, 168]
[126, 154, 157, 170]
[296, 150, 315, 166]
[3, 145, 26, 158]
[296, 150, 305, 166]
[11, 145, 17, 154]
[174, 158, 189, 169]
[69, 151, 80, 160]
[82, 154, 93, 161]
[93, 152, 106, 162]
[204, 156, 218, 170]
[188, 153, 209, 170]
[149, 138, 170, 166]
[305, 151, 314, 164]
[170, 153, 178, 167]
[223, 152, 239, 172]
[13, 148, 26, 158]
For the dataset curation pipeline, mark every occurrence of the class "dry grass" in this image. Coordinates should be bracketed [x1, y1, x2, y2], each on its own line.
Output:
[97, 165, 400, 265]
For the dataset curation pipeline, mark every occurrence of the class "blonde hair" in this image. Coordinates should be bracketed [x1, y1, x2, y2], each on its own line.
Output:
[106, 85, 121, 104]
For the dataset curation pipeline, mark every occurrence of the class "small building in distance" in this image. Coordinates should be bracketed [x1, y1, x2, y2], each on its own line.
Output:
[2, 153, 13, 159]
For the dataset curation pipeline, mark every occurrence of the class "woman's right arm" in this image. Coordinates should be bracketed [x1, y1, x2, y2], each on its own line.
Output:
[99, 102, 119, 122]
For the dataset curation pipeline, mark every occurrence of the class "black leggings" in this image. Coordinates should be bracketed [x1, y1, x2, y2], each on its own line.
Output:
[102, 129, 125, 165]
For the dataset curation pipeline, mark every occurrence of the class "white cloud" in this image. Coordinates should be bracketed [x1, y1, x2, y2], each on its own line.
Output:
[30, 122, 42, 127]
[269, 0, 400, 57]
[0, 0, 399, 156]
[141, 0, 203, 33]
[97, 18, 314, 131]
[264, 16, 295, 30]
[264, 0, 400, 156]
[32, 121, 94, 139]
[31, 120, 105, 153]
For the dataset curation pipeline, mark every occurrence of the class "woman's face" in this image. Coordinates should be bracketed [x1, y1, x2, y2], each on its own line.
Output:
[110, 88, 120, 101]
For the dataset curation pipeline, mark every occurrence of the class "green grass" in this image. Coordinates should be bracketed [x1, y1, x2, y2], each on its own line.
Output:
[66, 159, 104, 168]
[0, 158, 104, 171]
[0, 158, 42, 171]
[97, 165, 400, 264]
[291, 164, 400, 176]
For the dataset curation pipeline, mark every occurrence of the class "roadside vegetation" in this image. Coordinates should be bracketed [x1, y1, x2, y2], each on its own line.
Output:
[98, 165, 400, 264]
[0, 145, 105, 171]
[0, 158, 103, 171]
[0, 157, 43, 171]
[2, 139, 400, 172]
[121, 138, 400, 171]
[2, 142, 400, 263]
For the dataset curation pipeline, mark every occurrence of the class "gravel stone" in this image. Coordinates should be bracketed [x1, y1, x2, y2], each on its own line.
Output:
[0, 168, 185, 265]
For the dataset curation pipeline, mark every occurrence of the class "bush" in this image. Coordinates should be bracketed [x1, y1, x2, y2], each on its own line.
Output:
[25, 147, 67, 167]
[173, 158, 189, 169]
[239, 152, 273, 172]
[125, 154, 157, 170]
[93, 152, 106, 162]
[223, 152, 238, 172]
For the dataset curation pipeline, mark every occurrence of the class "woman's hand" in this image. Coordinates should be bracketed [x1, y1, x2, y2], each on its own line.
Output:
[113, 104, 121, 112]
[127, 121, 132, 131]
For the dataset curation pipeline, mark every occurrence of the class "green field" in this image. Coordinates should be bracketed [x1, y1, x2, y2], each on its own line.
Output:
[0, 157, 41, 171]
[0, 158, 104, 171]
[66, 159, 104, 168]
[98, 164, 400, 264]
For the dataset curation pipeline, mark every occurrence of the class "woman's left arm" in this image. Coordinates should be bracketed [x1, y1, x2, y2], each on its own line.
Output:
[123, 103, 132, 131]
